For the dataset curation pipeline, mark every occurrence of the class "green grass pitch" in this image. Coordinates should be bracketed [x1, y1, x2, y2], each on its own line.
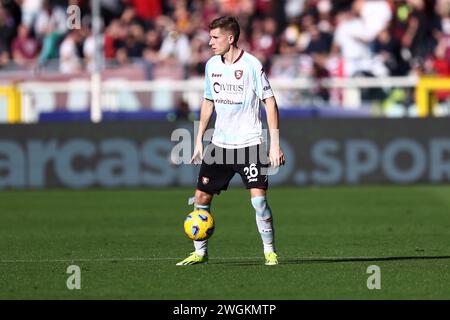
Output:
[0, 186, 449, 299]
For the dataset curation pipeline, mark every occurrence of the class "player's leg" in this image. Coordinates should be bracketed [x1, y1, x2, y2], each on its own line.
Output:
[237, 144, 278, 265]
[176, 189, 213, 266]
[192, 189, 213, 256]
[177, 144, 235, 266]
[250, 188, 278, 265]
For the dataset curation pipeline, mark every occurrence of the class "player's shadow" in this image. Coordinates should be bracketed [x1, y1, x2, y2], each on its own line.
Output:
[210, 255, 450, 266]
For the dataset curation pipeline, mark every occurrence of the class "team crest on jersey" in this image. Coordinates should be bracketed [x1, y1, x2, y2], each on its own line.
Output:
[235, 70, 243, 80]
[201, 177, 210, 185]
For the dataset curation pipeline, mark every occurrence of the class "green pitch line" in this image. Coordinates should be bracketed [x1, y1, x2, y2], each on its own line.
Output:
[0, 186, 449, 299]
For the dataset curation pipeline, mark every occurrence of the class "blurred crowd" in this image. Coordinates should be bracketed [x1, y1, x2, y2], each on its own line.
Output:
[0, 0, 449, 82]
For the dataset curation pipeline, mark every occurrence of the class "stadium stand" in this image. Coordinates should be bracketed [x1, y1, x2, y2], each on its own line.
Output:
[0, 0, 449, 121]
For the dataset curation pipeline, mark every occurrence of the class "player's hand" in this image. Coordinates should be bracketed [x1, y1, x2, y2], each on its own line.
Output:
[269, 145, 285, 168]
[190, 141, 204, 164]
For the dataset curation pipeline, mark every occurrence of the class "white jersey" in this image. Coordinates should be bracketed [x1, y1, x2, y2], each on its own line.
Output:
[204, 50, 274, 149]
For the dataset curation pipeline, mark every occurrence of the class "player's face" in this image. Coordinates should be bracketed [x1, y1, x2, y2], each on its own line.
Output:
[209, 28, 233, 55]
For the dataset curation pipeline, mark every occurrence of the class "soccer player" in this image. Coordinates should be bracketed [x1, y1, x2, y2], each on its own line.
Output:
[176, 16, 285, 266]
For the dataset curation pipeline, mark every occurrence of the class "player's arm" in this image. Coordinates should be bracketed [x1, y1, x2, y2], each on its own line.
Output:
[190, 98, 214, 163]
[263, 96, 285, 167]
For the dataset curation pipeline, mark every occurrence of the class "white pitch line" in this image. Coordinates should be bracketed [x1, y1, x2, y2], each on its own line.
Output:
[1, 255, 445, 264]
[0, 256, 264, 263]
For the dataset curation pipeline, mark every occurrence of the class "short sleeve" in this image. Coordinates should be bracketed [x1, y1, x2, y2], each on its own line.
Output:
[204, 62, 213, 101]
[253, 64, 274, 100]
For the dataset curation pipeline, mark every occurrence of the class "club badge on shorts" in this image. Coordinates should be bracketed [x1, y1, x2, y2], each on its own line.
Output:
[201, 177, 210, 185]
[235, 70, 243, 80]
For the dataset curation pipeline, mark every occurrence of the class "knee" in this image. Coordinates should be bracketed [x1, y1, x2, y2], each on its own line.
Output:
[251, 196, 269, 217]
[195, 190, 212, 205]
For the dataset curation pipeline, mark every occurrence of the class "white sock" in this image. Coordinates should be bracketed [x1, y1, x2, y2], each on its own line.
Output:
[193, 239, 208, 256]
[251, 196, 275, 254]
[193, 204, 210, 256]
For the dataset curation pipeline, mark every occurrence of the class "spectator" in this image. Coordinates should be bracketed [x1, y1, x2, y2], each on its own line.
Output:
[358, 0, 392, 41]
[298, 13, 318, 53]
[34, 0, 67, 39]
[332, 0, 355, 14]
[373, 27, 409, 76]
[0, 6, 17, 57]
[144, 29, 162, 52]
[188, 30, 210, 77]
[220, 0, 255, 17]
[143, 29, 162, 79]
[173, 1, 191, 34]
[159, 28, 191, 68]
[123, 22, 146, 58]
[124, 0, 162, 20]
[316, 0, 333, 33]
[433, 0, 450, 38]
[332, 7, 372, 76]
[37, 32, 63, 68]
[83, 23, 105, 73]
[304, 21, 333, 55]
[0, 0, 447, 81]
[284, 0, 307, 20]
[103, 19, 127, 59]
[425, 36, 450, 101]
[186, 8, 208, 38]
[250, 17, 278, 70]
[201, 0, 220, 23]
[2, 0, 22, 29]
[100, 0, 125, 26]
[401, 0, 436, 61]
[30, 0, 66, 69]
[12, 24, 40, 67]
[0, 42, 10, 69]
[391, 0, 412, 41]
[261, 17, 279, 56]
[119, 4, 141, 25]
[59, 30, 83, 73]
[312, 55, 331, 102]
[110, 17, 146, 64]
[0, 49, 10, 69]
[278, 21, 301, 55]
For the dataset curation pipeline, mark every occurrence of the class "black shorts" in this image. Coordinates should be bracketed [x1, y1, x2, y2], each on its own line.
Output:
[196, 143, 269, 195]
